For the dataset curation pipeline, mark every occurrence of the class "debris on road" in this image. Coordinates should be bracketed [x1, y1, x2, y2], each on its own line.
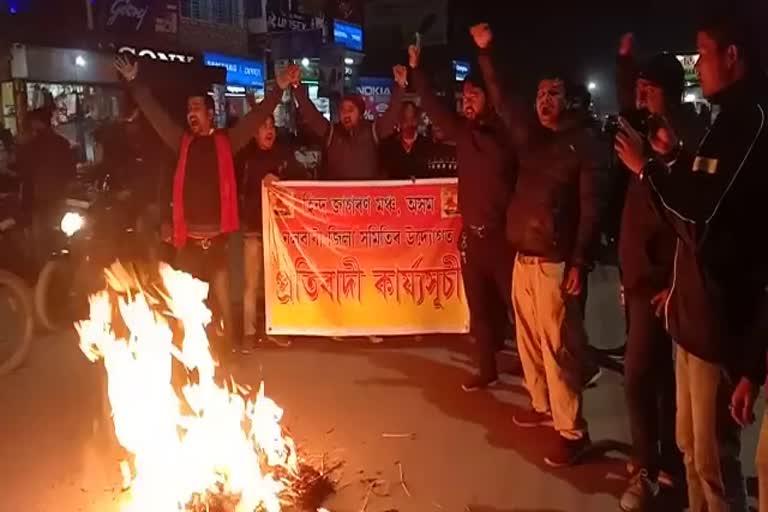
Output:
[396, 461, 412, 498]
[381, 432, 416, 440]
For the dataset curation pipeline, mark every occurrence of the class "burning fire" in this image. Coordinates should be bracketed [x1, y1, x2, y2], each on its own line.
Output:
[76, 263, 300, 511]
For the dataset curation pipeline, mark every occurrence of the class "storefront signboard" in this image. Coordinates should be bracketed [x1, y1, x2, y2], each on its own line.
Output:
[333, 20, 363, 52]
[203, 52, 265, 88]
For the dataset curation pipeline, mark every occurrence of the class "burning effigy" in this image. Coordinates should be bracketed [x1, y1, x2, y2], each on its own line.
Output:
[76, 262, 332, 512]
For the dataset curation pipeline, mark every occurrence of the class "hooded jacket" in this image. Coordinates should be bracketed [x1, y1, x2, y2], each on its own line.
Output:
[644, 76, 768, 383]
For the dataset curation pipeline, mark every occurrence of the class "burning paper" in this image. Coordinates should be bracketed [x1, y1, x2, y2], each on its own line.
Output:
[76, 263, 299, 512]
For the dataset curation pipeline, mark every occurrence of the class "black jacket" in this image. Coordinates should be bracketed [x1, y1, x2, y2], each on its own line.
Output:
[645, 76, 768, 383]
[379, 133, 433, 180]
[17, 129, 75, 213]
[478, 49, 599, 267]
[615, 55, 706, 294]
[240, 142, 307, 232]
[412, 68, 515, 231]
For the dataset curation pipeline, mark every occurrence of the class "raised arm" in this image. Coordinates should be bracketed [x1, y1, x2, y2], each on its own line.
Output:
[115, 56, 184, 152]
[374, 65, 407, 142]
[616, 33, 638, 113]
[228, 85, 285, 154]
[291, 65, 331, 139]
[408, 45, 460, 140]
[471, 23, 530, 147]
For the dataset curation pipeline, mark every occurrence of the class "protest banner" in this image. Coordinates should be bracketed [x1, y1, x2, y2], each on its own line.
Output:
[262, 179, 469, 336]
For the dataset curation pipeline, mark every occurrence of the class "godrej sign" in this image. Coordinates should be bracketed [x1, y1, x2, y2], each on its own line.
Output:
[203, 52, 265, 88]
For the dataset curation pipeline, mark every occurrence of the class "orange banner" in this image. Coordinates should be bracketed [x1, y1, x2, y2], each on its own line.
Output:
[262, 179, 469, 336]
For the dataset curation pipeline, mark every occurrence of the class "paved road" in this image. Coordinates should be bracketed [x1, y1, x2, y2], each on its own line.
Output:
[0, 266, 762, 512]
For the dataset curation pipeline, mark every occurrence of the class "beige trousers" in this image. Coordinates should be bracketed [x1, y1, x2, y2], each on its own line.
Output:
[512, 255, 586, 440]
[675, 345, 746, 512]
[243, 235, 264, 337]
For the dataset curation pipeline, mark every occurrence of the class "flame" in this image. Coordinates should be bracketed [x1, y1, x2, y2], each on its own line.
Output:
[76, 263, 299, 511]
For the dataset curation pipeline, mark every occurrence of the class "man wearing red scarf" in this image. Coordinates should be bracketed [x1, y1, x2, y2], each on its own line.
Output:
[115, 56, 291, 353]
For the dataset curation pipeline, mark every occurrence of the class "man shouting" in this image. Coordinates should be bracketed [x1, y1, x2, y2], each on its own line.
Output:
[114, 56, 291, 353]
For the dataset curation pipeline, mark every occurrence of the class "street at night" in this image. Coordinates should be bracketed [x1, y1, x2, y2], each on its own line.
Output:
[1, 268, 763, 512]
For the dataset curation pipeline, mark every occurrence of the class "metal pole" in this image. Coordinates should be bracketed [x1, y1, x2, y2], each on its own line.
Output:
[85, 0, 94, 31]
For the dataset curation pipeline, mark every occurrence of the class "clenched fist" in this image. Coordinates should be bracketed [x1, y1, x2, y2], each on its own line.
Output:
[408, 45, 421, 69]
[393, 65, 408, 88]
[470, 23, 493, 49]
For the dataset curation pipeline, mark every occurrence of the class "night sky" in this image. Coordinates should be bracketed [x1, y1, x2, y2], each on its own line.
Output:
[366, 0, 765, 113]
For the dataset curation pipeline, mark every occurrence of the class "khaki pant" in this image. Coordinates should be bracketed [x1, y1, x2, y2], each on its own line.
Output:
[675, 345, 746, 512]
[512, 255, 586, 440]
[757, 407, 768, 512]
[243, 234, 264, 337]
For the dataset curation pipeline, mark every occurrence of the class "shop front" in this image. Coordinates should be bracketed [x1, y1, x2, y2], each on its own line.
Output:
[4, 44, 122, 163]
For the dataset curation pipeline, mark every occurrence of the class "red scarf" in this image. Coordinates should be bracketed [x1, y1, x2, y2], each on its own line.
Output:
[172, 132, 239, 248]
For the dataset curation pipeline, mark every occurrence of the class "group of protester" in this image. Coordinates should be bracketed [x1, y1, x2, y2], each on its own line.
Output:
[438, 13, 767, 512]
[3, 7, 766, 512]
[110, 55, 460, 350]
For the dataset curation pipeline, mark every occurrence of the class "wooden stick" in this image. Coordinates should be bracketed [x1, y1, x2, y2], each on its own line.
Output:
[397, 461, 412, 497]
[381, 432, 416, 439]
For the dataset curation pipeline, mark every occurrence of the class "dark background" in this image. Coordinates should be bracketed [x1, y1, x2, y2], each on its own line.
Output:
[364, 0, 766, 112]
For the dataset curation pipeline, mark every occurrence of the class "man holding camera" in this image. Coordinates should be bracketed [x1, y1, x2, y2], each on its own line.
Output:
[613, 34, 705, 511]
[616, 15, 767, 511]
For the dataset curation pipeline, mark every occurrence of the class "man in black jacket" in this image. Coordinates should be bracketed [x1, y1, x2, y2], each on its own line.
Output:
[409, 41, 516, 394]
[240, 114, 307, 349]
[473, 23, 599, 468]
[616, 14, 767, 512]
[380, 101, 432, 180]
[615, 35, 706, 511]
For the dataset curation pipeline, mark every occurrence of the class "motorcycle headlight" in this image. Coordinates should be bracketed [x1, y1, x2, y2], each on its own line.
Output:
[60, 211, 85, 237]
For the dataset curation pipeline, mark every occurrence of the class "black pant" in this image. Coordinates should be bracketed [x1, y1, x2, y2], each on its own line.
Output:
[624, 290, 679, 477]
[461, 230, 513, 379]
[175, 235, 242, 350]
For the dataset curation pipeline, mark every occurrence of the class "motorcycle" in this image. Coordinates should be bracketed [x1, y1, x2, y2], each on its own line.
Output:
[34, 176, 147, 331]
[0, 193, 35, 375]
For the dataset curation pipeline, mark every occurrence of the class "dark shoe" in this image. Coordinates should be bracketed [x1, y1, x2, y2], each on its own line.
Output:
[513, 409, 554, 428]
[620, 469, 660, 511]
[461, 375, 499, 392]
[544, 434, 592, 468]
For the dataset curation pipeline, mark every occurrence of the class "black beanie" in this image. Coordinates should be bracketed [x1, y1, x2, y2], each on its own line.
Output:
[639, 53, 686, 101]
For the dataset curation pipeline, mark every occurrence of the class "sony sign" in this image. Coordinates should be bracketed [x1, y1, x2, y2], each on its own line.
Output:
[108, 0, 150, 31]
[118, 46, 194, 64]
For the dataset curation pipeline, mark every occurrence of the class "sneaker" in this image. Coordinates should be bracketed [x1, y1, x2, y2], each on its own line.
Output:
[583, 367, 603, 389]
[620, 469, 660, 511]
[626, 461, 675, 488]
[461, 375, 499, 392]
[513, 409, 554, 428]
[544, 434, 592, 468]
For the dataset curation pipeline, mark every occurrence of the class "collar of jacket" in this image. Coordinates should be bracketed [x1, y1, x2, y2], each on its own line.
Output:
[710, 73, 767, 109]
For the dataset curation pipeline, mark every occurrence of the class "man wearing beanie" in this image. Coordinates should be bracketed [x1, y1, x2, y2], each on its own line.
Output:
[616, 13, 768, 511]
[614, 34, 706, 511]
[409, 31, 516, 398]
[290, 64, 406, 180]
[473, 23, 600, 468]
